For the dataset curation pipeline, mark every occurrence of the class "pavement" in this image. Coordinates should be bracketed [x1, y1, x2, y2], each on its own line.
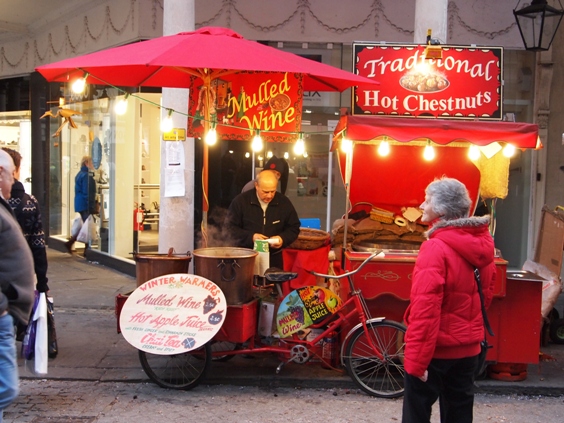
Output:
[16, 248, 564, 396]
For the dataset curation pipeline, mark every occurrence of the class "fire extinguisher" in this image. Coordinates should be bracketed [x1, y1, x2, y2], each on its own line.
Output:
[133, 204, 145, 232]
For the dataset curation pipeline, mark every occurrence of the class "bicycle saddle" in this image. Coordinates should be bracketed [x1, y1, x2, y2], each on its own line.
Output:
[264, 267, 298, 283]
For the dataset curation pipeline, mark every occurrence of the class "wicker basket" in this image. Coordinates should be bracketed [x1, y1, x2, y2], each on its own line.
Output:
[288, 228, 331, 250]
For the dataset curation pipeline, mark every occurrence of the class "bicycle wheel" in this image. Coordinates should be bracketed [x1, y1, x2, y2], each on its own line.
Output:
[343, 320, 406, 398]
[210, 341, 241, 361]
[139, 343, 211, 390]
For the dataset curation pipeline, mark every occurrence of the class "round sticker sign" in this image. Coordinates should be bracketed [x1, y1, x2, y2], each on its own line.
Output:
[119, 273, 226, 355]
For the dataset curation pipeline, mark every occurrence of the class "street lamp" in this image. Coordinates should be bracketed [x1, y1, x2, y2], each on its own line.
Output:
[513, 0, 564, 51]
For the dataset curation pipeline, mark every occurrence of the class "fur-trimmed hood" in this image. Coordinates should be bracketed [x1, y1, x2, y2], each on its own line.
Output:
[425, 215, 490, 238]
[425, 215, 494, 269]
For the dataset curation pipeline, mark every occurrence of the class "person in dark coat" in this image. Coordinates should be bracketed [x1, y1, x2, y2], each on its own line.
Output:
[2, 148, 49, 293]
[0, 149, 35, 420]
[65, 156, 97, 253]
[227, 170, 300, 269]
[402, 177, 496, 423]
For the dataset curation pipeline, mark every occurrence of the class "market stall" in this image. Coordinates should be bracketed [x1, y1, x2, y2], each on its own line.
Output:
[331, 114, 542, 371]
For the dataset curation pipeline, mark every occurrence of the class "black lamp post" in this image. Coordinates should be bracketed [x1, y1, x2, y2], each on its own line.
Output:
[514, 0, 564, 51]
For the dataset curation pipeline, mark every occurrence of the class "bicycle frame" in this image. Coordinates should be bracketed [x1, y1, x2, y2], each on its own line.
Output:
[210, 252, 386, 363]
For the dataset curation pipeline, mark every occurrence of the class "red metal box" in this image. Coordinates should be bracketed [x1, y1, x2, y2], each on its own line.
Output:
[213, 298, 258, 343]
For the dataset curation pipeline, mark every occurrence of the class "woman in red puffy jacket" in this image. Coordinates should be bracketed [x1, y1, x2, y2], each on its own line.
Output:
[402, 177, 496, 423]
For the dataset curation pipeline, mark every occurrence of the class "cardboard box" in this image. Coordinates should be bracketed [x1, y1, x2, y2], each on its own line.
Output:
[534, 206, 564, 276]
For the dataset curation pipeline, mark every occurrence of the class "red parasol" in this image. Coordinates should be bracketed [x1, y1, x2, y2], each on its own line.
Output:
[36, 27, 378, 240]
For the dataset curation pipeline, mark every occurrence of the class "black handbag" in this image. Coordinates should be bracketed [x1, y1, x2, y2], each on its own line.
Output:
[474, 268, 494, 377]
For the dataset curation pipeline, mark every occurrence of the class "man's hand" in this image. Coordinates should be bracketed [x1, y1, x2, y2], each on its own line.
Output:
[252, 233, 268, 242]
[267, 236, 282, 248]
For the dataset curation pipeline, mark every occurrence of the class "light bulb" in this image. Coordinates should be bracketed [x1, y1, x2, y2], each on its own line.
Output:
[378, 140, 390, 156]
[245, 152, 250, 158]
[251, 131, 263, 152]
[283, 152, 289, 160]
[160, 110, 173, 133]
[503, 143, 516, 158]
[423, 143, 435, 161]
[266, 151, 273, 158]
[468, 145, 480, 160]
[303, 151, 308, 158]
[294, 135, 305, 156]
[71, 76, 87, 94]
[205, 126, 217, 145]
[114, 95, 129, 115]
[341, 138, 353, 153]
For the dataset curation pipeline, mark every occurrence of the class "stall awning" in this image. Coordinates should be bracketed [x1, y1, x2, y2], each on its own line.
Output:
[332, 116, 540, 214]
[332, 115, 540, 148]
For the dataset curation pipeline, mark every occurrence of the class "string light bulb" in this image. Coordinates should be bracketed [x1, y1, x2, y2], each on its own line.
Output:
[341, 133, 353, 154]
[205, 122, 217, 146]
[251, 130, 263, 152]
[266, 151, 273, 158]
[283, 151, 289, 160]
[468, 145, 480, 160]
[71, 73, 88, 94]
[160, 109, 174, 133]
[423, 141, 435, 161]
[502, 143, 516, 158]
[378, 140, 390, 156]
[114, 93, 130, 115]
[294, 133, 305, 156]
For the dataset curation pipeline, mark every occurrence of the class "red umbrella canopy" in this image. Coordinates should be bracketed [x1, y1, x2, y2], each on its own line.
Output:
[36, 26, 377, 92]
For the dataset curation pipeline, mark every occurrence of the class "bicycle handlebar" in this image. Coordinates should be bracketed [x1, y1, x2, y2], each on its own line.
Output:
[309, 251, 383, 279]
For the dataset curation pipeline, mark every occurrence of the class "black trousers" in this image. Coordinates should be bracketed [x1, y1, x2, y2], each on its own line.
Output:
[402, 354, 478, 423]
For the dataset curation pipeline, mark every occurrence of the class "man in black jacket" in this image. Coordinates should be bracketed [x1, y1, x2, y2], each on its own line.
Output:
[227, 170, 300, 269]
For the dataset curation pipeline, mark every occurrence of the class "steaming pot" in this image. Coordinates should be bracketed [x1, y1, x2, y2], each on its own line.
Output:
[193, 247, 258, 305]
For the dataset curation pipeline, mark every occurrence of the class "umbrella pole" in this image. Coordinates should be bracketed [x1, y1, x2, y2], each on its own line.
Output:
[201, 79, 212, 248]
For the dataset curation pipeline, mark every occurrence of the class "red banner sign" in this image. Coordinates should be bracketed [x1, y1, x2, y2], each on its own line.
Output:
[353, 44, 503, 120]
[188, 71, 303, 142]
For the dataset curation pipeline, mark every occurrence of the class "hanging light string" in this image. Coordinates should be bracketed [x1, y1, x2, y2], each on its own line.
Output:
[63, 72, 518, 157]
[65, 72, 335, 138]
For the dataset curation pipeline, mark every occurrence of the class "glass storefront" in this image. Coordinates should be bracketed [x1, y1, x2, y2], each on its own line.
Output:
[48, 92, 162, 259]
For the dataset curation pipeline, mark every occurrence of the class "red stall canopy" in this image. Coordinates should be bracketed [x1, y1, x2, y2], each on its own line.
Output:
[332, 116, 540, 215]
[332, 115, 540, 148]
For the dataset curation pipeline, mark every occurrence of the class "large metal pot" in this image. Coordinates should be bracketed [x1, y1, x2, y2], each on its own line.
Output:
[193, 247, 258, 305]
[133, 250, 192, 287]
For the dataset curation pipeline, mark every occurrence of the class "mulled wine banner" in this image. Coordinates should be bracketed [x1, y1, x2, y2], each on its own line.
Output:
[188, 71, 303, 142]
[353, 44, 503, 120]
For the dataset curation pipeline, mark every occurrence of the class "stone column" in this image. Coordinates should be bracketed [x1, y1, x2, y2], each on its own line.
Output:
[414, 0, 448, 44]
[159, 0, 195, 260]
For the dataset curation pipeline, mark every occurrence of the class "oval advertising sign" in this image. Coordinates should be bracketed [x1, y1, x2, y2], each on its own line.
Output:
[119, 273, 226, 355]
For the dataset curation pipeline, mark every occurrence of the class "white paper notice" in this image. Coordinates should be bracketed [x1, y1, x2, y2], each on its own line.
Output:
[166, 141, 185, 169]
[164, 167, 185, 197]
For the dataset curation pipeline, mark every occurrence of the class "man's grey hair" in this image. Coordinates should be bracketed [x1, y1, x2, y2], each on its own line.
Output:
[426, 177, 472, 220]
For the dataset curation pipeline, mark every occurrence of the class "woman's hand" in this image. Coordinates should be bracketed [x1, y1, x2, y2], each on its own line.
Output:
[419, 370, 428, 382]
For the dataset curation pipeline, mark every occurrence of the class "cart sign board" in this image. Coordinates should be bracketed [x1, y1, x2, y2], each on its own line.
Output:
[277, 286, 342, 337]
[188, 71, 303, 143]
[119, 273, 226, 355]
[353, 44, 503, 120]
